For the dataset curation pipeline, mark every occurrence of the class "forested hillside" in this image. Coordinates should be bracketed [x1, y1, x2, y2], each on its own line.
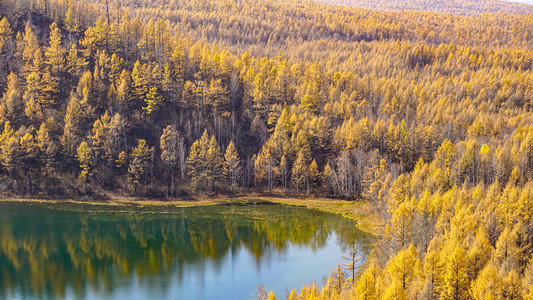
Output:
[313, 0, 533, 15]
[0, 0, 532, 298]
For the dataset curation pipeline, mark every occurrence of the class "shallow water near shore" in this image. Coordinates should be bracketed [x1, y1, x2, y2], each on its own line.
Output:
[0, 202, 371, 300]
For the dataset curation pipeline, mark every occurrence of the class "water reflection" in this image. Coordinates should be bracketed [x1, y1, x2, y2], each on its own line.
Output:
[0, 203, 371, 299]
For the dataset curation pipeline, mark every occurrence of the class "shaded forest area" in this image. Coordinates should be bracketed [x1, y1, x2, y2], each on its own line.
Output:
[0, 0, 532, 298]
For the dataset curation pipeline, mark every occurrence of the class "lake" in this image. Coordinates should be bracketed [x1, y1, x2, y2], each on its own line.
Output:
[0, 202, 371, 300]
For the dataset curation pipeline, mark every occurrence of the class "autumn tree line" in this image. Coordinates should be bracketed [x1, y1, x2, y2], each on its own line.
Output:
[0, 0, 532, 299]
[314, 0, 533, 16]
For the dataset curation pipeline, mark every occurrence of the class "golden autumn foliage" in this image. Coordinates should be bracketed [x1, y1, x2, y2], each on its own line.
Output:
[0, 0, 530, 298]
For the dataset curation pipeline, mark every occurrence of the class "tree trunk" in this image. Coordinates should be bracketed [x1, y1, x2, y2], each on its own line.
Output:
[170, 168, 175, 198]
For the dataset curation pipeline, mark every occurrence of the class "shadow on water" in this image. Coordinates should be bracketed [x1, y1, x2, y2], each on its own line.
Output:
[0, 202, 372, 299]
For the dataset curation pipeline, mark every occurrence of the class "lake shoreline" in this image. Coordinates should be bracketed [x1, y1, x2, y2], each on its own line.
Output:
[0, 196, 383, 235]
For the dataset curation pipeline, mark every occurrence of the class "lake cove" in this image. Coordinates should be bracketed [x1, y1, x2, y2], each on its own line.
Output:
[0, 202, 372, 300]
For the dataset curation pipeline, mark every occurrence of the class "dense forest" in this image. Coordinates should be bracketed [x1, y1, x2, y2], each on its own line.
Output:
[314, 0, 533, 15]
[0, 0, 532, 299]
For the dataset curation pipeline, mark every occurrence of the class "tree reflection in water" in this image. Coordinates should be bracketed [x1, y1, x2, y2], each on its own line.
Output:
[0, 203, 372, 299]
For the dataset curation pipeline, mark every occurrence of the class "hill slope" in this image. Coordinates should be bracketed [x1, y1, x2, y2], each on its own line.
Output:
[313, 0, 533, 15]
[0, 0, 531, 299]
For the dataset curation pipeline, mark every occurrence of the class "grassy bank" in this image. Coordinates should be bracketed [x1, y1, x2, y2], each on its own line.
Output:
[249, 197, 383, 235]
[0, 196, 383, 235]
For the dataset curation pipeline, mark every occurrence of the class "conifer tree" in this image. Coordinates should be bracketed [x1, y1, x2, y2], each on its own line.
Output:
[292, 129, 311, 159]
[441, 246, 470, 300]
[160, 125, 180, 196]
[64, 7, 79, 33]
[20, 132, 37, 193]
[301, 94, 317, 113]
[224, 140, 241, 190]
[37, 121, 57, 184]
[207, 78, 230, 116]
[388, 244, 421, 296]
[39, 71, 59, 108]
[3, 72, 23, 123]
[254, 144, 276, 192]
[492, 226, 520, 273]
[329, 264, 347, 295]
[187, 139, 202, 190]
[66, 44, 87, 79]
[0, 17, 13, 73]
[22, 23, 39, 75]
[355, 264, 379, 300]
[322, 161, 338, 195]
[143, 86, 164, 115]
[187, 130, 211, 190]
[24, 97, 43, 126]
[337, 150, 352, 198]
[90, 111, 110, 167]
[292, 150, 308, 193]
[362, 152, 383, 201]
[80, 20, 105, 59]
[2, 135, 20, 180]
[279, 155, 289, 191]
[45, 23, 65, 77]
[116, 69, 132, 112]
[61, 92, 84, 157]
[207, 135, 224, 190]
[343, 243, 362, 284]
[383, 280, 408, 300]
[308, 158, 320, 193]
[501, 270, 522, 299]
[107, 113, 126, 158]
[116, 151, 128, 170]
[0, 18, 12, 53]
[471, 263, 500, 300]
[131, 60, 147, 106]
[76, 141, 91, 191]
[128, 139, 153, 193]
[421, 248, 445, 300]
[386, 202, 415, 251]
